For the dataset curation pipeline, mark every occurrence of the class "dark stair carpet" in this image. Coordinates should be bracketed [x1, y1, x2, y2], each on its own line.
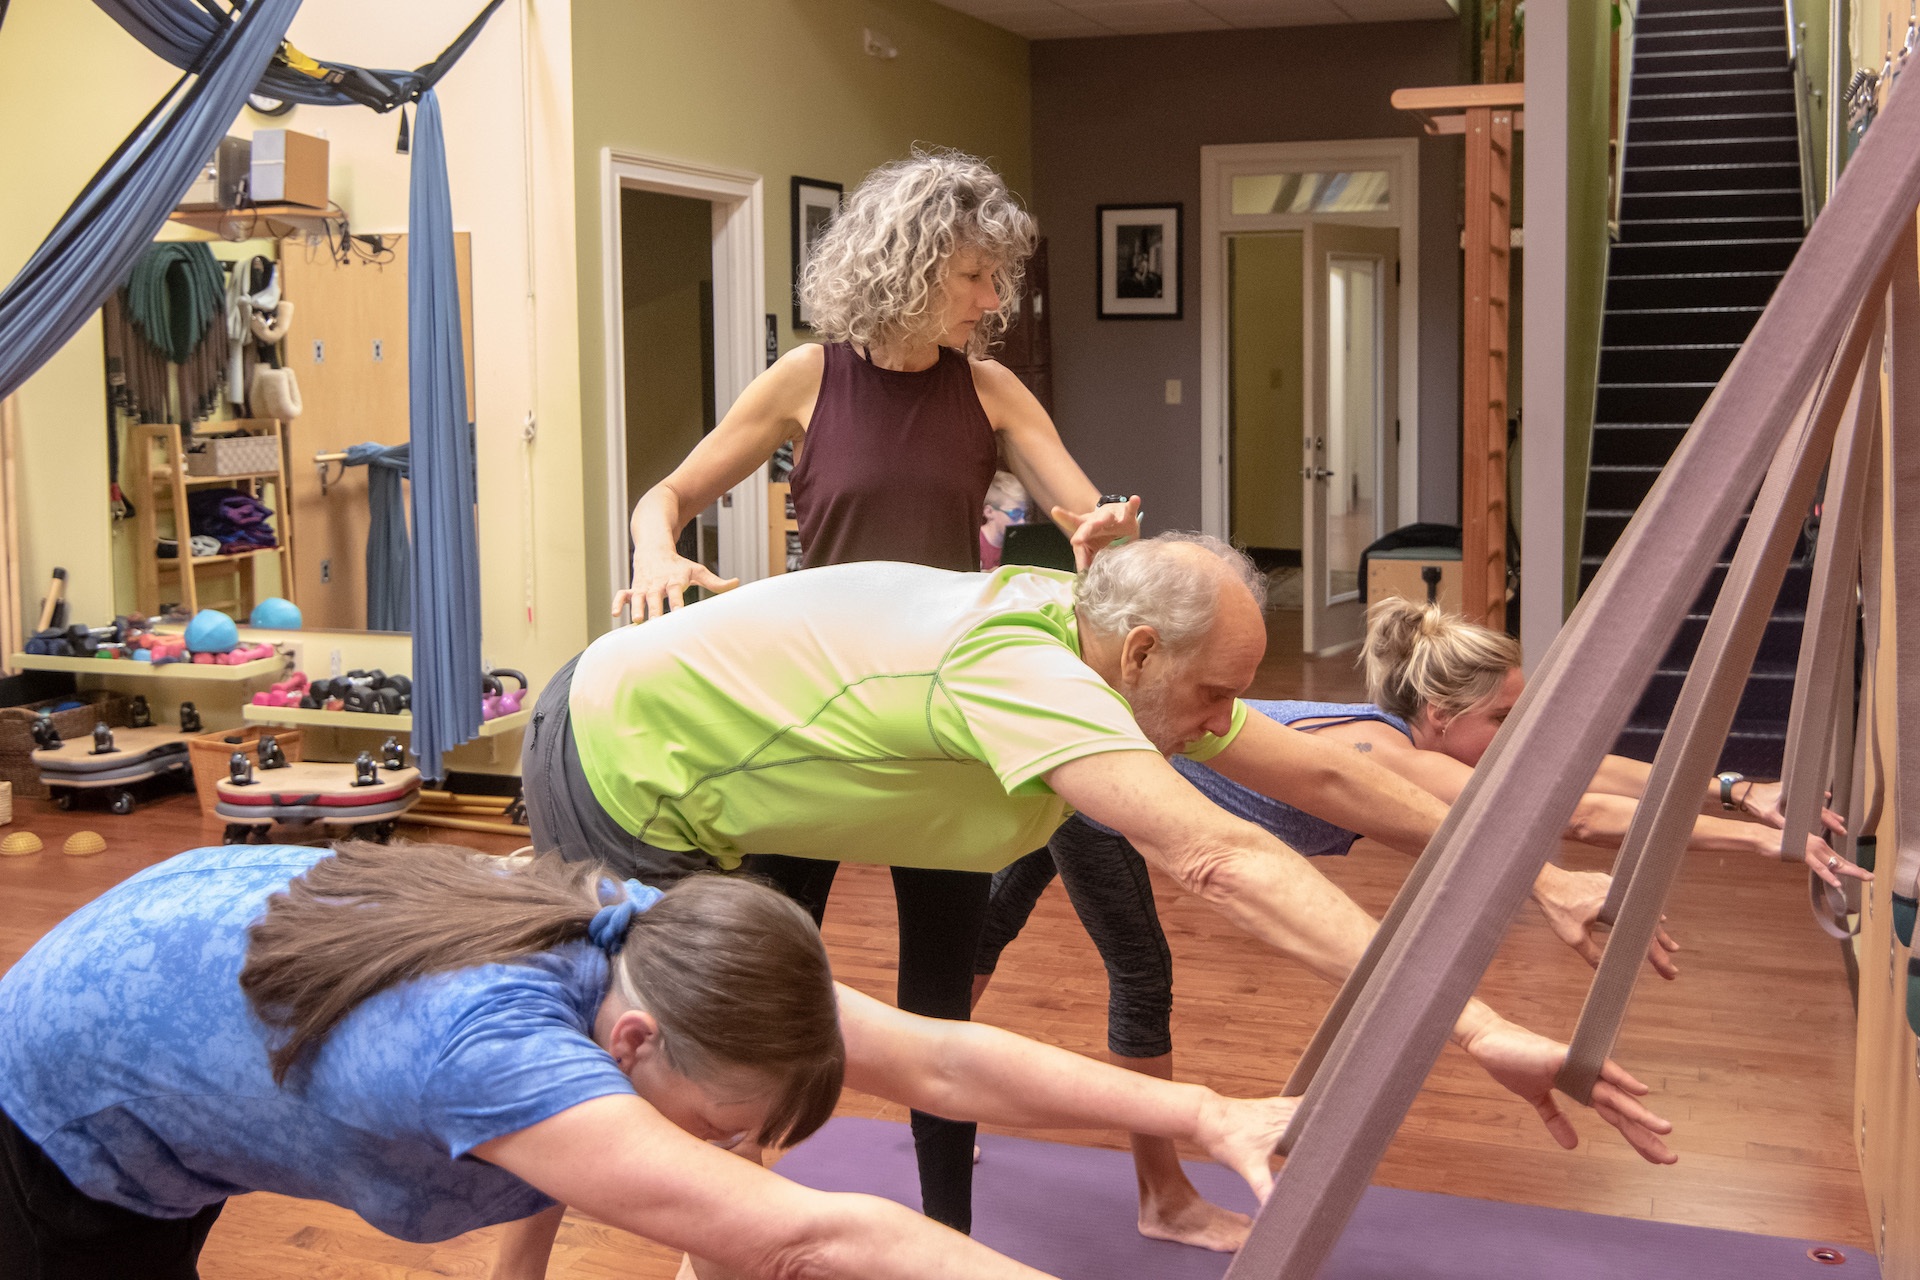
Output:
[1578, 0, 1810, 779]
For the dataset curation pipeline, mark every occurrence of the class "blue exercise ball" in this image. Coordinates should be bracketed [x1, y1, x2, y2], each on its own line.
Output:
[184, 609, 240, 654]
[249, 597, 303, 629]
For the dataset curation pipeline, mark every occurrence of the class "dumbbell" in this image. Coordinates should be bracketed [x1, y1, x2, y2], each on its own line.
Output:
[343, 681, 404, 715]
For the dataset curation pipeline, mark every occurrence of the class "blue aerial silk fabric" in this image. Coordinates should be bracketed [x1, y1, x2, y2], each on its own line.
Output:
[344, 442, 412, 634]
[404, 90, 483, 780]
[0, 0, 298, 404]
[1, 0, 503, 777]
[94, 0, 504, 112]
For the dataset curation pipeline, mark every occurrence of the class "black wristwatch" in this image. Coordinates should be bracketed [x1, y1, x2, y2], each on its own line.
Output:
[1097, 493, 1131, 509]
[1717, 771, 1745, 810]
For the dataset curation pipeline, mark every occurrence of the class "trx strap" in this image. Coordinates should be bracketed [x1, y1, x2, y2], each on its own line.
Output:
[1553, 290, 1887, 1104]
[1777, 287, 1884, 939]
[1887, 223, 1920, 987]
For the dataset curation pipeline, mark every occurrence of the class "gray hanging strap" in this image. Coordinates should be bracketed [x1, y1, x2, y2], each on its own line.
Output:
[1553, 291, 1887, 1104]
[1779, 303, 1884, 939]
[1888, 221, 1920, 952]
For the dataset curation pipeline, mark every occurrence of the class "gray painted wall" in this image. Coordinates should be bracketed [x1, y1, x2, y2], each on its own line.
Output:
[1030, 22, 1464, 532]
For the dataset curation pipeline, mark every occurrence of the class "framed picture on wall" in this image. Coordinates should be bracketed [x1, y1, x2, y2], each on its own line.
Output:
[1096, 203, 1182, 319]
[791, 176, 844, 330]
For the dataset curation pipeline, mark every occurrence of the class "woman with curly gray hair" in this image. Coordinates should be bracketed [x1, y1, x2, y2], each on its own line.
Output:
[615, 148, 1139, 617]
[597, 149, 1140, 1241]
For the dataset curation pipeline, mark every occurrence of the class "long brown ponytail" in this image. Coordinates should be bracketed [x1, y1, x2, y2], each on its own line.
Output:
[240, 842, 844, 1147]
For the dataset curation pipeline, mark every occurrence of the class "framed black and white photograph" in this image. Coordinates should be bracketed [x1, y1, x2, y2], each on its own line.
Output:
[791, 176, 843, 330]
[1097, 203, 1182, 319]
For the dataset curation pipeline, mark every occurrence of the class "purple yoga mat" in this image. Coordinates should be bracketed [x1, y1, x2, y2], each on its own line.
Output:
[774, 1118, 1874, 1279]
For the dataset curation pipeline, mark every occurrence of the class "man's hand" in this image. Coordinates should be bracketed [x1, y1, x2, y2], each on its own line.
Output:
[1051, 496, 1141, 570]
[1189, 1093, 1296, 1205]
[1531, 864, 1680, 980]
[1457, 1015, 1677, 1165]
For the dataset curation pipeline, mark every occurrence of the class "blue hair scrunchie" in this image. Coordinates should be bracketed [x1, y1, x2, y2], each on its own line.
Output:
[587, 877, 665, 954]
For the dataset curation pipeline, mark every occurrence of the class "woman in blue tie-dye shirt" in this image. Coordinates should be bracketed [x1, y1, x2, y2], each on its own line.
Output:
[0, 840, 1295, 1280]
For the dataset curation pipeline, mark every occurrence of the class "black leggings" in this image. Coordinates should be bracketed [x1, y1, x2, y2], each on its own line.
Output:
[0, 1105, 223, 1280]
[741, 853, 991, 1235]
[973, 815, 1175, 1059]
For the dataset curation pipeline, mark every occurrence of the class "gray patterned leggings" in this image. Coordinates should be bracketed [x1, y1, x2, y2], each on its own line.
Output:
[973, 815, 1175, 1059]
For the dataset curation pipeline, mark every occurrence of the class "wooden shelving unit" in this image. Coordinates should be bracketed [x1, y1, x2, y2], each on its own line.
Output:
[169, 203, 345, 241]
[242, 705, 531, 738]
[10, 652, 290, 681]
[130, 419, 295, 618]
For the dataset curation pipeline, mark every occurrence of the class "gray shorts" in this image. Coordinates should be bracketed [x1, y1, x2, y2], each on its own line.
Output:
[520, 655, 719, 885]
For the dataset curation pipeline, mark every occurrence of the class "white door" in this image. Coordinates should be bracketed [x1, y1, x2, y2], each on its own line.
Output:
[1302, 223, 1398, 654]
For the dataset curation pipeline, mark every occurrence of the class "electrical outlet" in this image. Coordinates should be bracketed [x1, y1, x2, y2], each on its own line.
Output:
[1165, 379, 1183, 405]
[372, 339, 383, 362]
[329, 648, 343, 678]
[319, 558, 332, 584]
[312, 339, 325, 363]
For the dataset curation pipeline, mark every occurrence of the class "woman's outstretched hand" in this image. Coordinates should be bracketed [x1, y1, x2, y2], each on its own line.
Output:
[1190, 1091, 1296, 1205]
[1051, 496, 1142, 571]
[614, 551, 740, 624]
[1739, 780, 1845, 837]
[1789, 831, 1873, 887]
[1459, 1015, 1677, 1165]
[1532, 865, 1681, 980]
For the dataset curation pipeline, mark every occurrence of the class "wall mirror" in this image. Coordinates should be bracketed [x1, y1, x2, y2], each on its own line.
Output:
[103, 227, 475, 635]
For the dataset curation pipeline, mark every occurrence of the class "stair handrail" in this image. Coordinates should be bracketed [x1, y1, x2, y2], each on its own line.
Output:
[1787, 0, 1823, 225]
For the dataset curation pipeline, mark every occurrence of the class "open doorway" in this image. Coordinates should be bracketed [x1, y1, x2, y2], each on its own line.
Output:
[1227, 231, 1305, 590]
[1201, 139, 1418, 654]
[620, 188, 719, 591]
[600, 152, 766, 607]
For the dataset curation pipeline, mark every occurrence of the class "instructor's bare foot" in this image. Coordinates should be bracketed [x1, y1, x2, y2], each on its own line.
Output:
[1137, 1191, 1252, 1252]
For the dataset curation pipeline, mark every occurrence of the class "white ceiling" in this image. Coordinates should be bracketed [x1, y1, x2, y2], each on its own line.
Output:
[933, 0, 1457, 39]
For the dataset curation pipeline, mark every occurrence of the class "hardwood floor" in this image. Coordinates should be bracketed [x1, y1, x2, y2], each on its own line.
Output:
[0, 611, 1871, 1276]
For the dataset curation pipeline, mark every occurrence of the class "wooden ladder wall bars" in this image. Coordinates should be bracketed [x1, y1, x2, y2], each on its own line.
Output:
[1392, 84, 1525, 631]
[1228, 67, 1920, 1280]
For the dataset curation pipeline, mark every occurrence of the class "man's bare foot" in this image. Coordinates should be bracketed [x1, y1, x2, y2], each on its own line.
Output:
[1137, 1190, 1252, 1252]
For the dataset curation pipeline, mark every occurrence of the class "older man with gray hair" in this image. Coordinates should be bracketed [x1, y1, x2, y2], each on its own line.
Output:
[523, 532, 1674, 1241]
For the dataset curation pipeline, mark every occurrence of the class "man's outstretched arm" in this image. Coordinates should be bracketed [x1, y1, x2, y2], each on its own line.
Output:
[1045, 748, 1676, 1166]
[1204, 712, 1447, 857]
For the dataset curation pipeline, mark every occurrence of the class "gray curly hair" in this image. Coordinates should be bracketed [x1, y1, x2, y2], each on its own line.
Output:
[798, 148, 1036, 356]
[1075, 533, 1268, 653]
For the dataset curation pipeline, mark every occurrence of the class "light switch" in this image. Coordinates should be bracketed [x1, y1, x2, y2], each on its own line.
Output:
[1165, 379, 1183, 405]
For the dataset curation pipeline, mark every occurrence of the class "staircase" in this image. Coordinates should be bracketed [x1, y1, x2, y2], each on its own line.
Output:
[1578, 0, 1811, 778]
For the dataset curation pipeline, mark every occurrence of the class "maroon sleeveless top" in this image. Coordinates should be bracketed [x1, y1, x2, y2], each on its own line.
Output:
[790, 342, 998, 572]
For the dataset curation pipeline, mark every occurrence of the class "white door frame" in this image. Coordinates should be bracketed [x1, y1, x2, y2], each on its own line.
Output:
[1199, 139, 1421, 543]
[600, 148, 768, 603]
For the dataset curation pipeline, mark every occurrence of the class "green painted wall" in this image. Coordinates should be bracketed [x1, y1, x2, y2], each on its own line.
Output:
[571, 0, 1032, 627]
[1564, 0, 1613, 607]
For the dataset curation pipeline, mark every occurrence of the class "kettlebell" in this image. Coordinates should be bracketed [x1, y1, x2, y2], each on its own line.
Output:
[484, 668, 529, 720]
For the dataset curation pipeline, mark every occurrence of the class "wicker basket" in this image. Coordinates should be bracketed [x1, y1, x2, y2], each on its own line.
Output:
[0, 692, 133, 799]
[187, 725, 304, 818]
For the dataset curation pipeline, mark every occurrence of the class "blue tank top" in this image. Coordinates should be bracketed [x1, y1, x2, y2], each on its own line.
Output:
[1159, 700, 1413, 857]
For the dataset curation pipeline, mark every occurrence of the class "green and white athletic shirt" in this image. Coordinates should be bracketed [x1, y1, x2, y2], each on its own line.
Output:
[568, 561, 1246, 874]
